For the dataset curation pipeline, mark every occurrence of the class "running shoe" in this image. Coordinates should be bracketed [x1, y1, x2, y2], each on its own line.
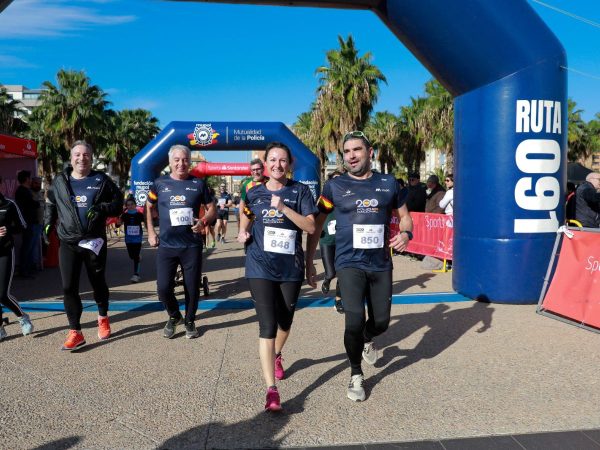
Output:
[130, 274, 141, 283]
[334, 298, 344, 314]
[264, 386, 282, 412]
[362, 341, 378, 365]
[163, 316, 183, 339]
[217, 233, 221, 242]
[98, 316, 111, 340]
[274, 353, 285, 380]
[0, 325, 7, 341]
[347, 374, 366, 402]
[185, 321, 199, 339]
[19, 313, 34, 336]
[62, 330, 86, 351]
[220, 236, 226, 244]
[210, 241, 216, 249]
[321, 278, 331, 295]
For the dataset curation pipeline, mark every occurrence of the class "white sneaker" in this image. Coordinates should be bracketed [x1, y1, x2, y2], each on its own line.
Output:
[362, 341, 378, 365]
[130, 274, 141, 283]
[347, 374, 365, 402]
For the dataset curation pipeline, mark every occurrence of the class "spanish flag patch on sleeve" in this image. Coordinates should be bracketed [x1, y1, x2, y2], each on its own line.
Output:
[148, 190, 158, 203]
[317, 195, 334, 214]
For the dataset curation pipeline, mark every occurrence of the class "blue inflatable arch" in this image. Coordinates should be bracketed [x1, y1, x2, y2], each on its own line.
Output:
[130, 121, 320, 202]
[180, 0, 567, 304]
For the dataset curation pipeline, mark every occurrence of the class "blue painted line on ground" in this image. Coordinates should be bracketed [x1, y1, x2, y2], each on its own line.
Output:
[10, 292, 471, 313]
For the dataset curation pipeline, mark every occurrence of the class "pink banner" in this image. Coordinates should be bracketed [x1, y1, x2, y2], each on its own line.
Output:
[190, 162, 251, 177]
[391, 212, 453, 259]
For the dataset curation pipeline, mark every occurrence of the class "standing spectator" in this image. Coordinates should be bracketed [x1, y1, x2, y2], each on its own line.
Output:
[43, 140, 123, 351]
[405, 172, 426, 212]
[565, 182, 576, 222]
[30, 177, 45, 271]
[439, 174, 454, 215]
[425, 175, 446, 214]
[15, 170, 39, 278]
[575, 173, 600, 227]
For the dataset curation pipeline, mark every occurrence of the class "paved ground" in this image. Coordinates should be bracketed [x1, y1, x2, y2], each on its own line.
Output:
[3, 222, 600, 449]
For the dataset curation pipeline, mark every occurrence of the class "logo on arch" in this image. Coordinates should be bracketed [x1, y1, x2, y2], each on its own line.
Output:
[189, 123, 219, 147]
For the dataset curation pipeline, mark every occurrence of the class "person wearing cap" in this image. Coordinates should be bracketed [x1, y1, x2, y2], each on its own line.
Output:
[306, 130, 413, 403]
[406, 172, 426, 212]
[425, 174, 446, 214]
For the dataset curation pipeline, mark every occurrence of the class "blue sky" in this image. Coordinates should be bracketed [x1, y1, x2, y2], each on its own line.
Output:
[0, 0, 598, 163]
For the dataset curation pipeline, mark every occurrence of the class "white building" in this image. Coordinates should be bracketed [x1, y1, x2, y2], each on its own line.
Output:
[1, 85, 45, 115]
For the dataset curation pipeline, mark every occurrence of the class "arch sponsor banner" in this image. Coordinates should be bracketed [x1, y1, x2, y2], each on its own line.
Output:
[391, 212, 453, 259]
[539, 229, 600, 330]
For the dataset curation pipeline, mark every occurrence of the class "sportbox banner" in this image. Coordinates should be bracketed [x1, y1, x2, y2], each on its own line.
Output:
[538, 229, 600, 331]
[391, 212, 453, 260]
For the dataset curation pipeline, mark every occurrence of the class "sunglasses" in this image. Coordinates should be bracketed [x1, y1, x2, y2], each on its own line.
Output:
[445, 178, 452, 182]
[343, 130, 371, 146]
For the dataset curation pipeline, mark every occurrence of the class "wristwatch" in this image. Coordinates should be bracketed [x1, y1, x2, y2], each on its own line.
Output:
[401, 230, 413, 240]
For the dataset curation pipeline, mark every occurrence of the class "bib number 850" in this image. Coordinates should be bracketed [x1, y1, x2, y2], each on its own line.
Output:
[361, 236, 380, 245]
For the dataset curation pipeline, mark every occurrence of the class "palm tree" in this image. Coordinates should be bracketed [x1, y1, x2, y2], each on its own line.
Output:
[567, 98, 589, 162]
[38, 69, 110, 153]
[421, 79, 454, 171]
[102, 109, 160, 187]
[0, 86, 26, 134]
[365, 111, 401, 174]
[313, 35, 387, 167]
[399, 96, 428, 173]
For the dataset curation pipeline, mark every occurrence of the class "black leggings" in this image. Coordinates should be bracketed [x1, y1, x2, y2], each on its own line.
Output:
[59, 241, 109, 330]
[126, 243, 141, 274]
[337, 268, 392, 376]
[320, 243, 341, 298]
[0, 249, 24, 320]
[156, 246, 203, 324]
[247, 278, 302, 339]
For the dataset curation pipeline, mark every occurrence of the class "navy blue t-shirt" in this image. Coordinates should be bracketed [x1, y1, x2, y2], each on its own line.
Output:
[245, 180, 318, 281]
[317, 172, 406, 272]
[148, 175, 212, 248]
[216, 191, 232, 213]
[121, 210, 144, 244]
[70, 174, 102, 230]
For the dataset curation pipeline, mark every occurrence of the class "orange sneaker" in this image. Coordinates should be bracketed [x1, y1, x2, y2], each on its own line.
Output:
[62, 330, 86, 351]
[98, 316, 111, 340]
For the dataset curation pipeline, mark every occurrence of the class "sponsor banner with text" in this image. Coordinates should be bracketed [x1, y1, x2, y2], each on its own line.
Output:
[541, 230, 600, 329]
[391, 212, 453, 259]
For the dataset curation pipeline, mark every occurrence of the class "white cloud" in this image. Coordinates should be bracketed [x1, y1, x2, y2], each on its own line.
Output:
[0, 0, 136, 38]
[0, 54, 37, 68]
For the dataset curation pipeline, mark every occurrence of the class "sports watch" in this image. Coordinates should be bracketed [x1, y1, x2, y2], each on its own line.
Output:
[401, 230, 413, 240]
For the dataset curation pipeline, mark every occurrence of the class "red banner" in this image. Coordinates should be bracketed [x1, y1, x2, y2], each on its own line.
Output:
[391, 212, 453, 259]
[541, 230, 600, 329]
[190, 162, 251, 177]
[0, 133, 37, 158]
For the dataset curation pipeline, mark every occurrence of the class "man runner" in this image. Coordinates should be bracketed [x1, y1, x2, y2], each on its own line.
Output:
[306, 130, 413, 402]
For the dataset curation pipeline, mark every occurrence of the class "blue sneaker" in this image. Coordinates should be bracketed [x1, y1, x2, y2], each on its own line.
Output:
[0, 325, 7, 341]
[19, 313, 34, 336]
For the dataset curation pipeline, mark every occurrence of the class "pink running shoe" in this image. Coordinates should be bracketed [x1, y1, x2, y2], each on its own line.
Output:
[264, 386, 282, 412]
[274, 353, 285, 380]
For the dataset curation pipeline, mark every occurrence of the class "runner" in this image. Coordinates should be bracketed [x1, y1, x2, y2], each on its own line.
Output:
[239, 158, 267, 216]
[119, 197, 144, 283]
[0, 176, 34, 340]
[215, 184, 233, 244]
[43, 140, 123, 351]
[237, 142, 317, 412]
[319, 169, 344, 314]
[306, 130, 413, 402]
[146, 144, 216, 339]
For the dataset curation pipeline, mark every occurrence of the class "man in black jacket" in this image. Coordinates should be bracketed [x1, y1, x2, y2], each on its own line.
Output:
[575, 172, 600, 228]
[44, 140, 123, 351]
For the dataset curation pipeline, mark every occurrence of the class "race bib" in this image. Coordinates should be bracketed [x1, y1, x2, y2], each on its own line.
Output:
[264, 226, 296, 255]
[327, 220, 336, 236]
[353, 224, 384, 249]
[78, 237, 104, 256]
[218, 198, 226, 207]
[169, 207, 193, 226]
[127, 226, 140, 236]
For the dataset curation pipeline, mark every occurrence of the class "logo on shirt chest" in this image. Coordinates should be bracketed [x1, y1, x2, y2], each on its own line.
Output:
[355, 198, 379, 214]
